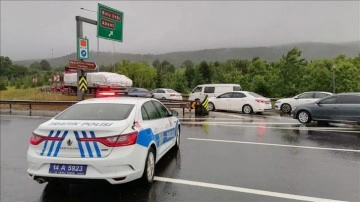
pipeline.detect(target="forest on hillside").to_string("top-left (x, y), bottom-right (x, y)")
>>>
top-left (1, 48), bottom-right (360, 98)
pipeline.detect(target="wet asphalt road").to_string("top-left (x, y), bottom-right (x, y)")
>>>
top-left (1, 111), bottom-right (360, 202)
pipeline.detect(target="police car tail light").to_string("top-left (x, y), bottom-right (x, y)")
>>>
top-left (78, 131), bottom-right (138, 147)
top-left (30, 133), bottom-right (63, 145)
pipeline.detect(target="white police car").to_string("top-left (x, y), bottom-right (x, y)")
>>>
top-left (27, 97), bottom-right (180, 184)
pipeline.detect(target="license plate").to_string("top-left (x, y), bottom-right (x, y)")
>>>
top-left (49, 163), bottom-right (87, 175)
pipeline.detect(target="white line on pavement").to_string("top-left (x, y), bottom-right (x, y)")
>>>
top-left (188, 138), bottom-right (360, 153)
top-left (154, 176), bottom-right (346, 202)
top-left (183, 122), bottom-right (360, 133)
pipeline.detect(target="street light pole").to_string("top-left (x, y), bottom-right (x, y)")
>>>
top-left (332, 65), bottom-right (336, 94)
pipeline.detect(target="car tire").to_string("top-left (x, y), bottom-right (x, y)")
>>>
top-left (281, 103), bottom-right (292, 113)
top-left (141, 147), bottom-right (156, 184)
top-left (242, 105), bottom-right (253, 114)
top-left (297, 110), bottom-right (312, 124)
top-left (208, 102), bottom-right (215, 111)
top-left (174, 127), bottom-right (180, 149)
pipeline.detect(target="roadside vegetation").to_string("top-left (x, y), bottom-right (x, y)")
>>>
top-left (1, 48), bottom-right (360, 100)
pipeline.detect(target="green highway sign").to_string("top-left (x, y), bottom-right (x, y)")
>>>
top-left (97, 3), bottom-right (123, 42)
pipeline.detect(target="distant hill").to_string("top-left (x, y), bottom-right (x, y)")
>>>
top-left (14, 41), bottom-right (360, 68)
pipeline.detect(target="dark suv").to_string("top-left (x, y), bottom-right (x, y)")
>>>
top-left (291, 93), bottom-right (360, 124)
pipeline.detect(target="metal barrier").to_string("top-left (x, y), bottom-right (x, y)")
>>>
top-left (0, 100), bottom-right (189, 116)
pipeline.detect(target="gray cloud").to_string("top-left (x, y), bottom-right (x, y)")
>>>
top-left (1, 1), bottom-right (359, 61)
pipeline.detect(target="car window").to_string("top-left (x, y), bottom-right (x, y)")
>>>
top-left (319, 96), bottom-right (338, 104)
top-left (55, 104), bottom-right (134, 120)
top-left (218, 93), bottom-right (232, 98)
top-left (233, 86), bottom-right (241, 91)
top-left (297, 92), bottom-right (314, 99)
top-left (158, 90), bottom-right (165, 93)
top-left (152, 101), bottom-right (169, 118)
top-left (141, 106), bottom-right (150, 120)
top-left (151, 89), bottom-right (158, 93)
top-left (192, 86), bottom-right (203, 93)
top-left (204, 87), bottom-right (215, 93)
top-left (338, 95), bottom-right (360, 104)
top-left (314, 93), bottom-right (330, 98)
top-left (232, 92), bottom-right (246, 98)
top-left (248, 92), bottom-right (264, 98)
top-left (143, 101), bottom-right (161, 119)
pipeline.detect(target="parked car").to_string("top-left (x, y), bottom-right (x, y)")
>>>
top-left (208, 91), bottom-right (272, 114)
top-left (275, 91), bottom-right (333, 113)
top-left (291, 93), bottom-right (360, 124)
top-left (27, 97), bottom-right (181, 185)
top-left (125, 87), bottom-right (152, 97)
top-left (151, 88), bottom-right (183, 100)
top-left (189, 84), bottom-right (242, 102)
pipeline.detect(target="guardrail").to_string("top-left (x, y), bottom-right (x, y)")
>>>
top-left (0, 99), bottom-right (189, 116)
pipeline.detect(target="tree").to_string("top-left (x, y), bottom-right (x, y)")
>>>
top-left (39, 60), bottom-right (51, 71)
top-left (198, 61), bottom-right (212, 84)
top-left (0, 56), bottom-right (13, 79)
top-left (277, 48), bottom-right (307, 97)
top-left (152, 59), bottom-right (160, 69)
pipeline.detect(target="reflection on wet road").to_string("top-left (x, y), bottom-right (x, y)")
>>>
top-left (1, 112), bottom-right (359, 202)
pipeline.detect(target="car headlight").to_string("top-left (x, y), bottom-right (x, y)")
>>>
top-left (275, 101), bottom-right (280, 103)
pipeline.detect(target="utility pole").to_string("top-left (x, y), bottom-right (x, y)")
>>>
top-left (332, 65), bottom-right (336, 94)
top-left (113, 42), bottom-right (116, 72)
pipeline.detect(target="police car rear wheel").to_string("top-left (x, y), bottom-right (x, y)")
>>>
top-left (208, 102), bottom-right (215, 111)
top-left (141, 148), bottom-right (155, 184)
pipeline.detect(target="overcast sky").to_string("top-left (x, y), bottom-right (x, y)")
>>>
top-left (1, 1), bottom-right (359, 61)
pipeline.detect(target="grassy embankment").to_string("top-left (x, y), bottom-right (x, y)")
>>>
top-left (0, 87), bottom-right (77, 111)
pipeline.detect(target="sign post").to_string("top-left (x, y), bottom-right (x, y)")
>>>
top-left (97, 3), bottom-right (123, 42)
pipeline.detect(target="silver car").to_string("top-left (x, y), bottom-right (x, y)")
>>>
top-left (291, 93), bottom-right (360, 124)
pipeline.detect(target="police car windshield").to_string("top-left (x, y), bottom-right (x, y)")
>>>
top-left (55, 103), bottom-right (134, 121)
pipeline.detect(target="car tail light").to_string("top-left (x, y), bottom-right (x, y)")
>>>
top-left (77, 131), bottom-right (138, 147)
top-left (170, 94), bottom-right (176, 96)
top-left (256, 99), bottom-right (266, 103)
top-left (30, 133), bottom-right (63, 145)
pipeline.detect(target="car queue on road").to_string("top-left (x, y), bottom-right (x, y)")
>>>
top-left (96, 84), bottom-right (360, 126)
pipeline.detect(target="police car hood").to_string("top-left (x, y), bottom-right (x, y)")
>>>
top-left (32, 119), bottom-right (130, 158)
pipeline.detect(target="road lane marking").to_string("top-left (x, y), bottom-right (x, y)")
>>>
top-left (182, 122), bottom-right (360, 133)
top-left (182, 121), bottom-right (300, 125)
top-left (188, 138), bottom-right (360, 153)
top-left (154, 176), bottom-right (346, 202)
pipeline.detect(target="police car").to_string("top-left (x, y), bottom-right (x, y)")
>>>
top-left (27, 97), bottom-right (180, 184)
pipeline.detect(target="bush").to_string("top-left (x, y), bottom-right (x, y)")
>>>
top-left (0, 81), bottom-right (7, 90)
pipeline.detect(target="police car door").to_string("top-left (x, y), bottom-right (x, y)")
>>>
top-left (141, 101), bottom-right (168, 158)
top-left (152, 101), bottom-right (176, 156)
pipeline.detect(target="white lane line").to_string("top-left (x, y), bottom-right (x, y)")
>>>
top-left (188, 138), bottom-right (360, 153)
top-left (183, 121), bottom-right (300, 125)
top-left (154, 176), bottom-right (346, 202)
top-left (183, 122), bottom-right (360, 133)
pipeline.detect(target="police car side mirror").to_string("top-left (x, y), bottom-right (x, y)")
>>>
top-left (169, 110), bottom-right (179, 116)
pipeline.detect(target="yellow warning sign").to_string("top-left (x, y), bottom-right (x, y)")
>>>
top-left (79, 76), bottom-right (87, 92)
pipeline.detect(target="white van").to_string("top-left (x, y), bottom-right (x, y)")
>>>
top-left (188, 84), bottom-right (242, 101)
